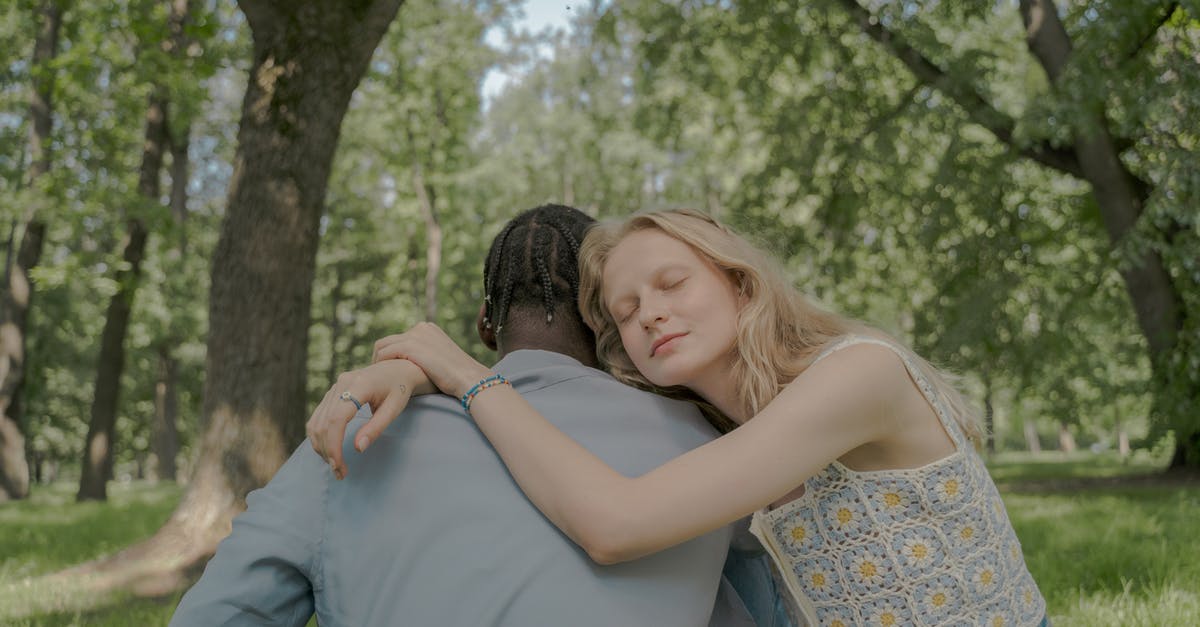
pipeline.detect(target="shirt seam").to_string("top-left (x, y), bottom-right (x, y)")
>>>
top-left (312, 460), bottom-right (331, 607)
top-left (517, 372), bottom-right (597, 396)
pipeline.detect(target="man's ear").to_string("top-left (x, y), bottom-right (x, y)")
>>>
top-left (476, 302), bottom-right (498, 351)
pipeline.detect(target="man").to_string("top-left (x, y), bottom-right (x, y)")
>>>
top-left (171, 205), bottom-right (763, 626)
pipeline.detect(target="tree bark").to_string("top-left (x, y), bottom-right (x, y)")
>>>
top-left (153, 43), bottom-right (192, 484)
top-left (562, 162), bottom-right (575, 207)
top-left (169, 118), bottom-right (190, 256)
top-left (1057, 422), bottom-right (1077, 454)
top-left (152, 344), bottom-right (180, 482)
top-left (983, 378), bottom-right (996, 455)
top-left (54, 0), bottom-right (406, 595)
top-left (326, 265), bottom-right (345, 383)
top-left (1024, 420), bottom-right (1042, 453)
top-left (0, 0), bottom-right (62, 502)
top-left (411, 159), bottom-right (441, 322)
top-left (77, 89), bottom-right (166, 501)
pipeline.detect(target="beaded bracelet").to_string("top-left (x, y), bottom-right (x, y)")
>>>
top-left (460, 373), bottom-right (510, 412)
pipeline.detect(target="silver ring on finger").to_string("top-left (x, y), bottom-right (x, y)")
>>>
top-left (339, 390), bottom-right (364, 411)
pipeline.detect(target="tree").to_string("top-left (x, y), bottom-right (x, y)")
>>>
top-left (77, 0), bottom-right (198, 501)
top-left (0, 0), bottom-right (62, 502)
top-left (57, 0), bottom-right (405, 592)
top-left (605, 0), bottom-right (1193, 465)
top-left (832, 0), bottom-right (1197, 466)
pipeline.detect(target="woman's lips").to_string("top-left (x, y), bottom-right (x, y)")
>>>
top-left (650, 332), bottom-right (687, 357)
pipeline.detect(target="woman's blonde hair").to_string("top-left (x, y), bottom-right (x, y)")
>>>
top-left (578, 208), bottom-right (984, 443)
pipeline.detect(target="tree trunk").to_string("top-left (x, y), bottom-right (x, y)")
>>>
top-left (1019, 0), bottom-right (1191, 466)
top-left (1057, 422), bottom-right (1077, 454)
top-left (1024, 420), bottom-right (1041, 453)
top-left (154, 53), bottom-right (191, 485)
top-left (562, 163), bottom-right (575, 207)
top-left (411, 160), bottom-right (441, 322)
top-left (77, 90), bottom-right (166, 501)
top-left (326, 265), bottom-right (345, 383)
top-left (983, 378), bottom-right (996, 455)
top-left (0, 0), bottom-right (62, 502)
top-left (152, 345), bottom-right (180, 482)
top-left (169, 118), bottom-right (190, 256)
top-left (53, 0), bottom-right (405, 595)
top-left (405, 224), bottom-right (424, 315)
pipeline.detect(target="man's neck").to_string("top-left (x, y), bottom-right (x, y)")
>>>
top-left (497, 332), bottom-right (599, 369)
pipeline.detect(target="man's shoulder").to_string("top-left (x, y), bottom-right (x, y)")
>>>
top-left (495, 349), bottom-right (692, 405)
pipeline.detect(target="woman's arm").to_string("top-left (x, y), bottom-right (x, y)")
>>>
top-left (375, 325), bottom-right (909, 564)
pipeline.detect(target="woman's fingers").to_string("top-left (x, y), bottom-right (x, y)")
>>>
top-left (372, 333), bottom-right (406, 363)
top-left (352, 382), bottom-right (412, 452)
top-left (307, 386), bottom-right (338, 463)
top-left (306, 372), bottom-right (367, 480)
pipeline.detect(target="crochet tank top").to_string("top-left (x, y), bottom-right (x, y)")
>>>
top-left (749, 336), bottom-right (1046, 626)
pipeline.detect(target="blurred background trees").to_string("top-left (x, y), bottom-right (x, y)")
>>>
top-left (0, 0), bottom-right (1194, 517)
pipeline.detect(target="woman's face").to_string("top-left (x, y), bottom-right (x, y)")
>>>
top-left (602, 228), bottom-right (743, 390)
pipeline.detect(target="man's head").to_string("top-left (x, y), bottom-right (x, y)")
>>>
top-left (478, 204), bottom-right (597, 365)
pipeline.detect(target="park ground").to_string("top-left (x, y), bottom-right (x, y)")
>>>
top-left (0, 451), bottom-right (1196, 626)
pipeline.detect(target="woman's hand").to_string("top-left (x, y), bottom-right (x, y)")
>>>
top-left (371, 322), bottom-right (492, 399)
top-left (306, 359), bottom-right (432, 479)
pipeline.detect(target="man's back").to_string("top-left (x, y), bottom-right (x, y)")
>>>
top-left (172, 349), bottom-right (732, 626)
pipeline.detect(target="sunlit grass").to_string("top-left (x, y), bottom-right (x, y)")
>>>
top-left (0, 481), bottom-right (182, 582)
top-left (991, 451), bottom-right (1198, 626)
top-left (0, 481), bottom-right (184, 625)
top-left (987, 449), bottom-right (1169, 484)
top-left (1, 454), bottom-right (1194, 625)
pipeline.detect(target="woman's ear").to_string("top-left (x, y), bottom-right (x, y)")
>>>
top-left (733, 271), bottom-right (750, 308)
top-left (476, 302), bottom-right (498, 351)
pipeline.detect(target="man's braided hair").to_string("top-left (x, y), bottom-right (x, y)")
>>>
top-left (483, 204), bottom-right (596, 334)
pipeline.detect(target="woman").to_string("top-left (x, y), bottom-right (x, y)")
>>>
top-left (313, 209), bottom-right (1047, 626)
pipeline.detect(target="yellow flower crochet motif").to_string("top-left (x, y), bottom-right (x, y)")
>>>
top-left (748, 336), bottom-right (1047, 626)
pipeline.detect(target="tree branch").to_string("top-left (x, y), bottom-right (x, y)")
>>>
top-left (1123, 2), bottom-right (1179, 65)
top-left (833, 0), bottom-right (1084, 179)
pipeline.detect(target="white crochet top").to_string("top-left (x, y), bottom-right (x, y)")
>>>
top-left (749, 336), bottom-right (1046, 626)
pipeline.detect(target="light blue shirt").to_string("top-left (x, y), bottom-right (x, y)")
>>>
top-left (172, 350), bottom-right (753, 626)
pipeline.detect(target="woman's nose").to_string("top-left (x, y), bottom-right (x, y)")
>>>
top-left (638, 296), bottom-right (668, 327)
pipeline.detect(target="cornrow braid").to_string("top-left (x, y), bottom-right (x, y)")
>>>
top-left (542, 215), bottom-right (583, 294)
top-left (481, 219), bottom-right (520, 330)
top-left (482, 204), bottom-right (596, 334)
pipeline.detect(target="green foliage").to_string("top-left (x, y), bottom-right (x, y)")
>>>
top-left (2, 0), bottom-right (237, 476)
top-left (4, 0), bottom-right (1195, 480)
top-left (603, 0), bottom-right (1193, 452)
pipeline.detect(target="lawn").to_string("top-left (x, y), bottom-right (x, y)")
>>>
top-left (991, 451), bottom-right (1199, 626)
top-left (1, 452), bottom-right (1195, 625)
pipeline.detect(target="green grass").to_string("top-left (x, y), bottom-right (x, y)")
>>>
top-left (0, 482), bottom-right (182, 581)
top-left (989, 451), bottom-right (1199, 626)
top-left (1, 454), bottom-right (1195, 625)
top-left (986, 449), bottom-right (1169, 484)
top-left (0, 481), bottom-right (185, 626)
